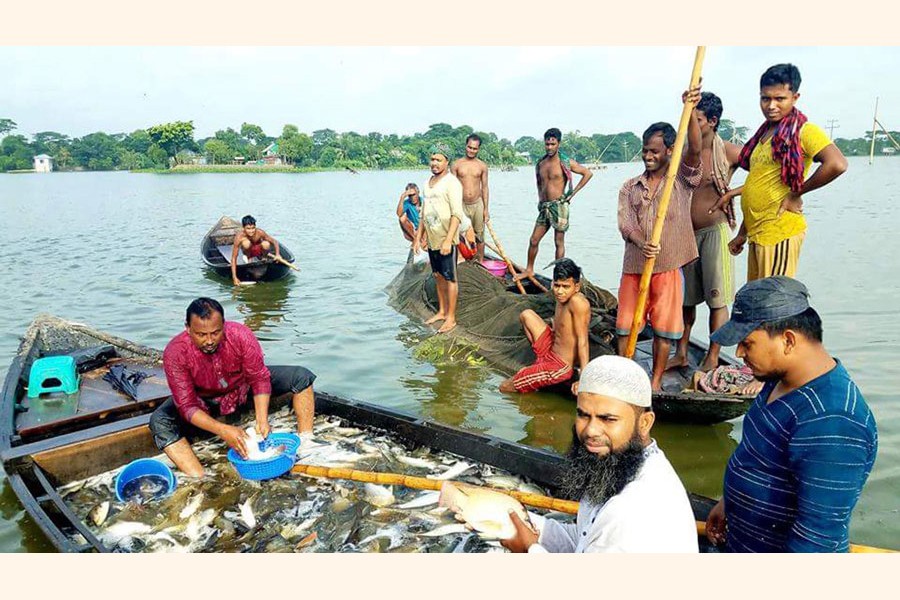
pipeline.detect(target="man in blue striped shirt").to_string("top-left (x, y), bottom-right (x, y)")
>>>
top-left (705, 276), bottom-right (877, 552)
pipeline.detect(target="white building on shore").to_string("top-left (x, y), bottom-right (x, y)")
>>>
top-left (33, 154), bottom-right (54, 173)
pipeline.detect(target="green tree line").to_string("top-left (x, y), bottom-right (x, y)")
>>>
top-left (8, 116), bottom-right (889, 173)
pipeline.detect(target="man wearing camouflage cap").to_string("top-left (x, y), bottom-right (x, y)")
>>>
top-left (413, 143), bottom-right (465, 333)
top-left (705, 276), bottom-right (877, 552)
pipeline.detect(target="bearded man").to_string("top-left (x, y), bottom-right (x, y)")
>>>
top-left (502, 355), bottom-right (698, 553)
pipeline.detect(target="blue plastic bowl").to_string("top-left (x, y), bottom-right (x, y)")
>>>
top-left (227, 432), bottom-right (301, 481)
top-left (115, 458), bottom-right (177, 502)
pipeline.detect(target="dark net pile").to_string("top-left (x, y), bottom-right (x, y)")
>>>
top-left (386, 260), bottom-right (619, 374)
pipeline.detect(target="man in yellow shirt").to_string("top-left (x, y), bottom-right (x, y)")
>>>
top-left (714, 64), bottom-right (847, 280)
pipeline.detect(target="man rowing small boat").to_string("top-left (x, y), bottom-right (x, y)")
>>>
top-left (231, 215), bottom-right (282, 286)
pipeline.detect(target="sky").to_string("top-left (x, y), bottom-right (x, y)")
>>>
top-left (3, 47), bottom-right (898, 142)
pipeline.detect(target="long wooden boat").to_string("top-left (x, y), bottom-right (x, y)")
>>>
top-left (4, 316), bottom-right (887, 553)
top-left (201, 216), bottom-right (297, 283)
top-left (387, 258), bottom-right (753, 424)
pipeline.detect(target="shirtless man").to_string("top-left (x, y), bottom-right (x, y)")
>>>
top-left (450, 134), bottom-right (489, 261)
top-left (667, 92), bottom-right (740, 373)
top-left (231, 215), bottom-right (281, 286)
top-left (500, 258), bottom-right (591, 395)
top-left (517, 128), bottom-right (592, 281)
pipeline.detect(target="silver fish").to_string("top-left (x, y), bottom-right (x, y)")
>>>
top-left (428, 461), bottom-right (474, 481)
top-left (363, 484), bottom-right (395, 508)
top-left (420, 523), bottom-right (469, 537)
top-left (178, 493), bottom-right (203, 519)
top-left (89, 501), bottom-right (110, 526)
top-left (396, 491), bottom-right (440, 509)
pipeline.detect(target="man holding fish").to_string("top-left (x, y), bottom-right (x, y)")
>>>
top-left (149, 297), bottom-right (317, 477)
top-left (499, 355), bottom-right (698, 552)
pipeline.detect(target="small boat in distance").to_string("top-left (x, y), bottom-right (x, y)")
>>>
top-left (201, 216), bottom-right (297, 283)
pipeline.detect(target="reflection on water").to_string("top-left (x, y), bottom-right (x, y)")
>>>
top-left (203, 270), bottom-right (293, 337)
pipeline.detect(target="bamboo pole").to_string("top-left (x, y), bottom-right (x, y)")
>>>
top-left (876, 119), bottom-right (900, 151)
top-left (290, 463), bottom-right (579, 514)
top-left (484, 221), bottom-right (528, 295)
top-left (482, 238), bottom-right (549, 293)
top-left (869, 97), bottom-right (879, 165)
top-left (290, 463), bottom-right (893, 552)
top-left (624, 46), bottom-right (706, 358)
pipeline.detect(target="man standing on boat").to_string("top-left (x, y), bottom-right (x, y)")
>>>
top-left (667, 92), bottom-right (741, 374)
top-left (149, 297), bottom-right (316, 477)
top-left (499, 258), bottom-right (590, 395)
top-left (450, 134), bottom-right (490, 262)
top-left (502, 355), bottom-right (698, 552)
top-left (516, 128), bottom-right (593, 281)
top-left (711, 64), bottom-right (847, 281)
top-left (230, 215), bottom-right (282, 286)
top-left (616, 88), bottom-right (702, 391)
top-left (705, 277), bottom-right (877, 552)
top-left (413, 143), bottom-right (465, 334)
top-left (396, 183), bottom-right (422, 245)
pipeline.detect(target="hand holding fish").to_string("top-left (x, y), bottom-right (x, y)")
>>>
top-left (220, 424), bottom-right (251, 459)
top-left (500, 511), bottom-right (540, 553)
top-left (255, 418), bottom-right (270, 440)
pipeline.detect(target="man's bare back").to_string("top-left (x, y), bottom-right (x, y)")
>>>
top-left (452, 157), bottom-right (488, 204)
top-left (551, 292), bottom-right (590, 367)
top-left (690, 142), bottom-right (741, 230)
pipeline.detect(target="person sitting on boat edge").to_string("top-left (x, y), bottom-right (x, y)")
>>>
top-left (705, 276), bottom-right (877, 552)
top-left (502, 355), bottom-right (698, 553)
top-left (149, 297), bottom-right (316, 477)
top-left (397, 183), bottom-right (422, 245)
top-left (456, 214), bottom-right (478, 263)
top-left (231, 214), bottom-right (282, 286)
top-left (499, 258), bottom-right (590, 395)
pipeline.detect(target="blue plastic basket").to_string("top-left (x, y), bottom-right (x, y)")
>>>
top-left (227, 432), bottom-right (301, 481)
top-left (115, 458), bottom-right (177, 502)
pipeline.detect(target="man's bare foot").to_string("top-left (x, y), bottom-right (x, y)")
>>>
top-left (513, 269), bottom-right (534, 282)
top-left (437, 320), bottom-right (457, 334)
top-left (699, 355), bottom-right (719, 372)
top-left (651, 378), bottom-right (663, 392)
top-left (424, 313), bottom-right (446, 325)
top-left (665, 354), bottom-right (689, 371)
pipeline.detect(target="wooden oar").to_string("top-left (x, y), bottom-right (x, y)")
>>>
top-left (290, 463), bottom-right (893, 552)
top-left (484, 221), bottom-right (527, 295)
top-left (269, 253), bottom-right (300, 272)
top-left (290, 463), bottom-right (578, 514)
top-left (624, 46), bottom-right (706, 358)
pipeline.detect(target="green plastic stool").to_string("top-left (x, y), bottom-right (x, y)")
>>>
top-left (27, 356), bottom-right (80, 398)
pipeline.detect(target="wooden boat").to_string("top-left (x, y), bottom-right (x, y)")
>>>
top-left (1, 316), bottom-right (889, 553)
top-left (200, 216), bottom-right (297, 282)
top-left (387, 258), bottom-right (753, 424)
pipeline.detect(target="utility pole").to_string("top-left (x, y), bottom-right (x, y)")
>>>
top-left (826, 118), bottom-right (840, 139)
top-left (621, 140), bottom-right (629, 163)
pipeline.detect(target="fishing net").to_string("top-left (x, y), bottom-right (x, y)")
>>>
top-left (385, 259), bottom-right (619, 374)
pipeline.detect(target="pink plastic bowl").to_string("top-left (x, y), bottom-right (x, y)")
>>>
top-left (481, 259), bottom-right (507, 277)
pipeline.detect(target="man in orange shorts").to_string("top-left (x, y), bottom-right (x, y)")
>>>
top-left (500, 258), bottom-right (591, 394)
top-left (616, 87), bottom-right (703, 390)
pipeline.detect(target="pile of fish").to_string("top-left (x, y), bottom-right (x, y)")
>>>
top-left (60, 407), bottom-right (573, 552)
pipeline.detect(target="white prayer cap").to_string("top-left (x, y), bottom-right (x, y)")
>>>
top-left (578, 355), bottom-right (652, 408)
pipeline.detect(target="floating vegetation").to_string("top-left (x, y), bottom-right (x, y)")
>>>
top-left (412, 336), bottom-right (486, 367)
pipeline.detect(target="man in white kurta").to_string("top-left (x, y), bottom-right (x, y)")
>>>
top-left (503, 355), bottom-right (698, 553)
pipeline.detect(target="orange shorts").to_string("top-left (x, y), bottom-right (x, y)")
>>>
top-left (615, 269), bottom-right (684, 340)
top-left (511, 327), bottom-right (574, 393)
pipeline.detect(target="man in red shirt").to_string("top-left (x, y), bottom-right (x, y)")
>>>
top-left (149, 297), bottom-right (316, 477)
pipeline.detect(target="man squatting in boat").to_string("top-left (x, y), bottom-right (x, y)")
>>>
top-left (149, 297), bottom-right (317, 477)
top-left (516, 128), bottom-right (592, 282)
top-left (413, 143), bottom-right (465, 334)
top-left (231, 214), bottom-right (283, 286)
top-left (615, 86), bottom-right (703, 391)
top-left (499, 258), bottom-right (591, 396)
top-left (450, 133), bottom-right (490, 262)
top-left (502, 355), bottom-right (698, 552)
